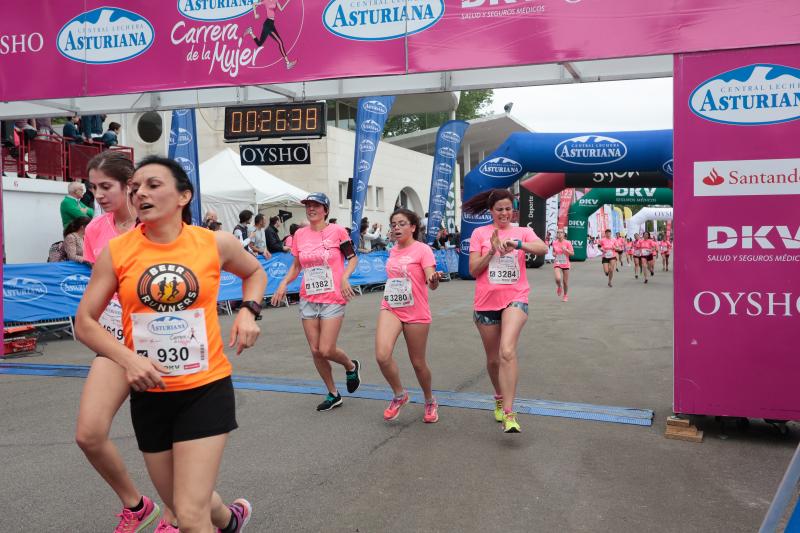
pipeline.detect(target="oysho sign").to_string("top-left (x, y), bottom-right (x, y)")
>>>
top-left (694, 158), bottom-right (800, 197)
top-left (57, 7), bottom-right (154, 64)
top-left (323, 0), bottom-right (445, 41)
top-left (555, 135), bottom-right (628, 166)
top-left (177, 0), bottom-right (255, 21)
top-left (240, 143), bottom-right (311, 166)
top-left (689, 64), bottom-right (800, 126)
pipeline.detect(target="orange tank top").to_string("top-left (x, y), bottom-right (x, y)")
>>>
top-left (108, 224), bottom-right (231, 392)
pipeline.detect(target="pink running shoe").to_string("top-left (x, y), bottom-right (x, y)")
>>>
top-left (221, 498), bottom-right (252, 533)
top-left (114, 496), bottom-right (160, 533)
top-left (556, 285), bottom-right (562, 297)
top-left (562, 295), bottom-right (568, 302)
top-left (383, 392), bottom-right (410, 421)
top-left (154, 519), bottom-right (179, 533)
top-left (423, 400), bottom-right (439, 423)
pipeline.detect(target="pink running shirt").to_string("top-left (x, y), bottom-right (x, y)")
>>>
top-left (284, 235), bottom-right (293, 249)
top-left (470, 224), bottom-right (537, 311)
top-left (660, 240), bottom-right (672, 254)
top-left (598, 237), bottom-right (617, 259)
top-left (292, 223), bottom-right (351, 305)
top-left (640, 239), bottom-right (657, 257)
top-left (84, 212), bottom-right (126, 264)
top-left (380, 241), bottom-right (437, 323)
top-left (552, 239), bottom-right (573, 269)
top-left (615, 237), bottom-right (625, 251)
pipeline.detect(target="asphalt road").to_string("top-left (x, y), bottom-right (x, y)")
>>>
top-left (1, 260), bottom-right (796, 532)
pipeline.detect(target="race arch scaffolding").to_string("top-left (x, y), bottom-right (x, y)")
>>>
top-left (567, 188), bottom-right (673, 260)
top-left (459, 130), bottom-right (673, 277)
top-left (625, 206), bottom-right (674, 237)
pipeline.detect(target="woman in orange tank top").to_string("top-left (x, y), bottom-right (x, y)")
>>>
top-left (76, 156), bottom-right (267, 533)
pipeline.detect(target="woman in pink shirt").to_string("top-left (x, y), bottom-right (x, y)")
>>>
top-left (614, 232), bottom-right (625, 271)
top-left (375, 208), bottom-right (442, 423)
top-left (77, 151), bottom-right (178, 531)
top-left (245, 0), bottom-right (296, 69)
top-left (551, 228), bottom-right (574, 302)
top-left (465, 189), bottom-right (547, 434)
top-left (659, 233), bottom-right (672, 272)
top-left (632, 233), bottom-right (642, 279)
top-left (596, 229), bottom-right (618, 288)
top-left (271, 193), bottom-right (362, 412)
top-left (639, 231), bottom-right (658, 283)
top-left (625, 238), bottom-right (634, 266)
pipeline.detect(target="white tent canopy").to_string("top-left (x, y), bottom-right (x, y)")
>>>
top-left (200, 148), bottom-right (309, 232)
top-left (626, 207), bottom-right (673, 236)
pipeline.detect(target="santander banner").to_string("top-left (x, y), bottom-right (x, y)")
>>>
top-left (2, 1), bottom-right (800, 102)
top-left (674, 45), bottom-right (800, 420)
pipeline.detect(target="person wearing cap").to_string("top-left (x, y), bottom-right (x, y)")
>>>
top-left (270, 193), bottom-right (362, 411)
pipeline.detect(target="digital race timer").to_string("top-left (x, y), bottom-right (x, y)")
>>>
top-left (224, 102), bottom-right (326, 140)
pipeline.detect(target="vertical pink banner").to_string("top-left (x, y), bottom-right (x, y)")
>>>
top-left (557, 189), bottom-right (574, 228)
top-left (674, 45), bottom-right (800, 419)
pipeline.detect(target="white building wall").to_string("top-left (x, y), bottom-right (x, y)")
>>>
top-left (3, 176), bottom-right (69, 263)
top-left (118, 108), bottom-right (435, 238)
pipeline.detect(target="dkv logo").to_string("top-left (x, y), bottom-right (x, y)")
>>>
top-left (57, 7), bottom-right (154, 64)
top-left (707, 225), bottom-right (800, 250)
top-left (690, 64), bottom-right (800, 126)
top-left (323, 0), bottom-right (445, 41)
top-left (147, 315), bottom-right (189, 336)
top-left (177, 0), bottom-right (254, 21)
top-left (478, 157), bottom-right (522, 179)
top-left (555, 135), bottom-right (627, 166)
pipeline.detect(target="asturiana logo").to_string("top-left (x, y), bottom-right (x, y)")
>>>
top-left (359, 139), bottom-right (376, 152)
top-left (175, 156), bottom-right (195, 174)
top-left (460, 239), bottom-right (471, 253)
top-left (268, 262), bottom-right (288, 279)
top-left (437, 162), bottom-right (453, 176)
top-left (147, 316), bottom-right (189, 336)
top-left (362, 100), bottom-right (388, 115)
top-left (220, 271), bottom-right (237, 286)
top-left (323, 0), bottom-right (445, 41)
top-left (358, 160), bottom-right (371, 172)
top-left (555, 135), bottom-right (628, 166)
top-left (432, 195), bottom-right (446, 207)
top-left (462, 211), bottom-right (493, 224)
top-left (4, 277), bottom-right (47, 302)
top-left (57, 7), bottom-right (154, 64)
top-left (356, 180), bottom-right (367, 193)
top-left (361, 119), bottom-right (381, 133)
top-left (438, 146), bottom-right (457, 159)
top-left (478, 156), bottom-right (522, 179)
top-left (435, 178), bottom-right (450, 189)
top-left (177, 0), bottom-right (255, 22)
top-left (60, 274), bottom-right (90, 298)
top-left (441, 131), bottom-right (461, 143)
top-left (170, 127), bottom-right (193, 146)
top-left (689, 64), bottom-right (800, 126)
top-left (662, 159), bottom-right (674, 176)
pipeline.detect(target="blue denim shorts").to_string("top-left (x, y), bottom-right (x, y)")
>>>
top-left (473, 302), bottom-right (528, 326)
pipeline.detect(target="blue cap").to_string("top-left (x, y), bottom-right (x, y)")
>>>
top-left (301, 192), bottom-right (330, 209)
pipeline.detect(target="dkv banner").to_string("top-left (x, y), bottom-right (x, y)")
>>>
top-left (350, 96), bottom-right (395, 246)
top-left (426, 120), bottom-right (469, 245)
top-left (168, 109), bottom-right (202, 225)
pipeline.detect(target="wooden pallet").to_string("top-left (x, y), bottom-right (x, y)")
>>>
top-left (665, 416), bottom-right (704, 443)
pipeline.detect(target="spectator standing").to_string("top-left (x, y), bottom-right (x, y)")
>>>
top-left (80, 114), bottom-right (104, 140)
top-left (284, 223), bottom-right (299, 249)
top-left (36, 117), bottom-right (55, 135)
top-left (250, 214), bottom-right (272, 259)
top-left (233, 209), bottom-right (253, 246)
top-left (100, 122), bottom-right (121, 147)
top-left (14, 119), bottom-right (37, 143)
top-left (202, 208), bottom-right (219, 228)
top-left (265, 215), bottom-right (290, 253)
top-left (62, 116), bottom-right (82, 143)
top-left (61, 181), bottom-right (94, 229)
top-left (362, 221), bottom-right (383, 251)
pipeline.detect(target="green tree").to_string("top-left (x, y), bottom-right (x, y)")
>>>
top-left (383, 89), bottom-right (494, 138)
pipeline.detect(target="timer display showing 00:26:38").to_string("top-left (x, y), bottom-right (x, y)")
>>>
top-left (227, 106), bottom-right (320, 138)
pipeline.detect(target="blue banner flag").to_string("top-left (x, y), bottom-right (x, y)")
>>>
top-left (350, 96), bottom-right (395, 246)
top-left (168, 109), bottom-right (202, 225)
top-left (425, 120), bottom-right (469, 245)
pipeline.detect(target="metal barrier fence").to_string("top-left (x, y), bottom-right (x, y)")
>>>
top-left (28, 135), bottom-right (65, 179)
top-left (67, 142), bottom-right (102, 180)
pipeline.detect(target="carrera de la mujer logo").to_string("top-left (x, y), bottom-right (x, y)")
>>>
top-left (137, 263), bottom-right (200, 312)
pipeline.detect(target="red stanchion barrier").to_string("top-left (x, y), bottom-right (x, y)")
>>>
top-left (28, 135), bottom-right (65, 180)
top-left (66, 142), bottom-right (102, 181)
top-left (108, 145), bottom-right (134, 162)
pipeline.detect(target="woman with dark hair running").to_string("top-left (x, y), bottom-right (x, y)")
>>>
top-left (597, 229), bottom-right (617, 288)
top-left (76, 156), bottom-right (266, 533)
top-left (551, 228), bottom-right (574, 302)
top-left (464, 188), bottom-right (547, 433)
top-left (375, 208), bottom-right (442, 423)
top-left (245, 0), bottom-right (296, 69)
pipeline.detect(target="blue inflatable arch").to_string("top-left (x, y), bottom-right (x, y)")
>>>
top-left (459, 130), bottom-right (673, 278)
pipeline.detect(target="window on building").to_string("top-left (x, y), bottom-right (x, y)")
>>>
top-left (137, 111), bottom-right (163, 143)
top-left (338, 181), bottom-right (349, 207)
top-left (366, 185), bottom-right (374, 209)
top-left (376, 187), bottom-right (384, 211)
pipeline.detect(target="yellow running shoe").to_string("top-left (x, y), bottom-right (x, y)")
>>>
top-left (503, 412), bottom-right (521, 433)
top-left (494, 398), bottom-right (504, 423)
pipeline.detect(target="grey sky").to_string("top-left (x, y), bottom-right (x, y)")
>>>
top-left (489, 78), bottom-right (673, 132)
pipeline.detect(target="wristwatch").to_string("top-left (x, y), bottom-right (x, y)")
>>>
top-left (515, 239), bottom-right (523, 250)
top-left (240, 300), bottom-right (263, 320)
